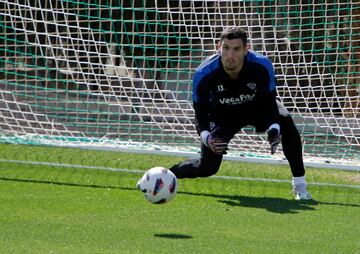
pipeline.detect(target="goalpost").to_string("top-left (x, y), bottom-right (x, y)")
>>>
top-left (0, 0), bottom-right (359, 169)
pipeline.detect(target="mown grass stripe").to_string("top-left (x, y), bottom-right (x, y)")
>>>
top-left (1, 159), bottom-right (359, 189)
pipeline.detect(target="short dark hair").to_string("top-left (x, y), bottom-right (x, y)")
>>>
top-left (220, 27), bottom-right (247, 45)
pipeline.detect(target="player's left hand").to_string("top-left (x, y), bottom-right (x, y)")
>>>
top-left (267, 128), bottom-right (281, 154)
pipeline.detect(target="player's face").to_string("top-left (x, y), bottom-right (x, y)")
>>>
top-left (218, 38), bottom-right (248, 74)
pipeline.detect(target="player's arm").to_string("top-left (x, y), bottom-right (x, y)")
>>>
top-left (192, 72), bottom-right (211, 134)
top-left (256, 59), bottom-right (281, 154)
top-left (265, 90), bottom-right (281, 154)
top-left (193, 73), bottom-right (228, 155)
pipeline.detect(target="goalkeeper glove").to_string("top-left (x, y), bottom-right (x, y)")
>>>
top-left (267, 124), bottom-right (281, 155)
top-left (201, 129), bottom-right (228, 155)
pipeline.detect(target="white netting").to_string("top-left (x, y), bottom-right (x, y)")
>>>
top-left (0, 0), bottom-right (359, 167)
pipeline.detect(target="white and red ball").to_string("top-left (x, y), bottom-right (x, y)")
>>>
top-left (137, 167), bottom-right (178, 204)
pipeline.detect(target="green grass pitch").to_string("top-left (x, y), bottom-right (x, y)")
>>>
top-left (0, 144), bottom-right (359, 253)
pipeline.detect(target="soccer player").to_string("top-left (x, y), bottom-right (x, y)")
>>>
top-left (168, 27), bottom-right (312, 200)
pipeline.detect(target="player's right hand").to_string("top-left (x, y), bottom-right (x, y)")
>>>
top-left (201, 130), bottom-right (228, 155)
top-left (206, 136), bottom-right (228, 155)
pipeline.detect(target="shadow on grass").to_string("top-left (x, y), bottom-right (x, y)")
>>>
top-left (1, 177), bottom-right (359, 214)
top-left (218, 195), bottom-right (318, 213)
top-left (154, 233), bottom-right (193, 239)
top-left (180, 191), bottom-right (360, 214)
top-left (0, 176), bottom-right (134, 191)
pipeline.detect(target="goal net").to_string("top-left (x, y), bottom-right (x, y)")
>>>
top-left (0, 0), bottom-right (359, 168)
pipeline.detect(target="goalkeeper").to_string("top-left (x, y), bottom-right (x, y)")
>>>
top-left (169, 27), bottom-right (312, 200)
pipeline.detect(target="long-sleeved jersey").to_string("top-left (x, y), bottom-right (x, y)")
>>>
top-left (192, 50), bottom-right (280, 133)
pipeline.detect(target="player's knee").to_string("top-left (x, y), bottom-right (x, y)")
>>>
top-left (276, 101), bottom-right (290, 117)
top-left (198, 159), bottom-right (221, 177)
top-left (199, 167), bottom-right (220, 177)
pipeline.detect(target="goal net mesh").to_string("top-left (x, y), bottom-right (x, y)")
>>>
top-left (0, 0), bottom-right (359, 167)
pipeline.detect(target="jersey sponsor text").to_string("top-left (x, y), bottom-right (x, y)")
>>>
top-left (219, 94), bottom-right (255, 105)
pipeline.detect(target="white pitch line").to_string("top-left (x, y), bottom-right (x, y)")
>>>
top-left (0, 159), bottom-right (144, 173)
top-left (0, 159), bottom-right (359, 189)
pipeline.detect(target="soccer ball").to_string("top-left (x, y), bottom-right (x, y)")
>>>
top-left (137, 167), bottom-right (178, 204)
